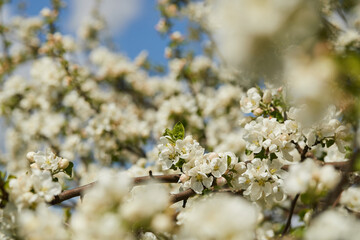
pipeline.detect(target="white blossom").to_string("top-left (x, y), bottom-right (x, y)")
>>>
top-left (305, 210), bottom-right (360, 240)
top-left (18, 204), bottom-right (68, 240)
top-left (284, 159), bottom-right (340, 196)
top-left (178, 194), bottom-right (258, 240)
top-left (340, 187), bottom-right (360, 212)
top-left (9, 169), bottom-right (61, 209)
top-left (240, 88), bottom-right (261, 113)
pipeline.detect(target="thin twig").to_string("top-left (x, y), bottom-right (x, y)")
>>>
top-left (281, 143), bottom-right (308, 235)
top-left (282, 193), bottom-right (300, 235)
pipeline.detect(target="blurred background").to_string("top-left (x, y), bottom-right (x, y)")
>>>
top-left (2, 0), bottom-right (189, 65)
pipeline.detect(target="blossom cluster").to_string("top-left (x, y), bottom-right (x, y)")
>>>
top-left (177, 194), bottom-right (259, 240)
top-left (284, 159), bottom-right (340, 199)
top-left (7, 150), bottom-right (72, 211)
top-left (157, 122), bottom-right (286, 206)
top-left (0, 0), bottom-right (360, 239)
top-left (8, 169), bottom-right (61, 210)
top-left (243, 116), bottom-right (300, 161)
top-left (26, 150), bottom-right (70, 174)
top-left (71, 169), bottom-right (171, 240)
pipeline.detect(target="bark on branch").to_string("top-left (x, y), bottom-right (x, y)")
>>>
top-left (49, 161), bottom-right (352, 206)
top-left (50, 173), bottom-right (181, 205)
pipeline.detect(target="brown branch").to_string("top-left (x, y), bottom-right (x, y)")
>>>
top-left (282, 193), bottom-right (300, 235)
top-left (50, 158), bottom-right (354, 206)
top-left (170, 189), bottom-right (196, 203)
top-left (50, 174), bottom-right (181, 205)
top-left (300, 145), bottom-right (309, 161)
top-left (49, 138), bottom-right (355, 207)
top-left (50, 182), bottom-right (96, 205)
top-left (132, 173), bottom-right (180, 185)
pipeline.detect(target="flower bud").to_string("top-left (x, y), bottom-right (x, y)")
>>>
top-left (234, 163), bottom-right (246, 173)
top-left (253, 108), bottom-right (264, 116)
top-left (304, 210), bottom-right (313, 225)
top-left (170, 31), bottom-right (183, 42)
top-left (164, 47), bottom-right (172, 58)
top-left (155, 18), bottom-right (167, 33)
top-left (59, 158), bottom-right (69, 169)
top-left (208, 152), bottom-right (219, 160)
top-left (216, 177), bottom-right (227, 187)
top-left (329, 119), bottom-right (340, 129)
top-left (262, 90), bottom-right (272, 104)
top-left (53, 33), bottom-right (62, 42)
top-left (30, 163), bottom-right (39, 169)
top-left (26, 152), bottom-right (36, 163)
top-left (180, 174), bottom-right (189, 183)
top-left (40, 8), bottom-right (52, 17)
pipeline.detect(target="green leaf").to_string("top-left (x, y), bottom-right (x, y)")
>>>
top-left (3, 174), bottom-right (15, 192)
top-left (175, 158), bottom-right (186, 169)
top-left (300, 192), bottom-right (318, 205)
top-left (254, 148), bottom-right (266, 159)
top-left (326, 139), bottom-right (335, 148)
top-left (270, 153), bottom-right (277, 161)
top-left (163, 128), bottom-right (172, 137)
top-left (64, 162), bottom-right (74, 178)
top-left (354, 155), bottom-right (360, 171)
top-left (172, 122), bottom-right (185, 140)
top-left (223, 174), bottom-right (233, 188)
top-left (300, 193), bottom-right (311, 205)
top-left (270, 110), bottom-right (284, 123)
top-left (344, 145), bottom-right (352, 159)
top-left (291, 226), bottom-right (305, 238)
top-left (227, 155), bottom-right (232, 167)
top-left (202, 188), bottom-right (212, 195)
top-left (245, 149), bottom-right (252, 156)
top-left (162, 122), bottom-right (185, 142)
top-left (63, 208), bottom-right (72, 223)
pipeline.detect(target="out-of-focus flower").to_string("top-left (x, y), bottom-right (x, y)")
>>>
top-left (178, 194), bottom-right (258, 240)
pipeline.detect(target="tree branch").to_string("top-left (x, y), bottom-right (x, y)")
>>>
top-left (50, 159), bottom-right (355, 206)
top-left (169, 189), bottom-right (196, 203)
top-left (50, 173), bottom-right (181, 205)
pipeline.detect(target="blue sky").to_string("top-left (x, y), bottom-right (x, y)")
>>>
top-left (7, 0), bottom-right (188, 65)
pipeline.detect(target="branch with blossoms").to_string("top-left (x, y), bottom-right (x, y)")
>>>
top-left (3, 1), bottom-right (360, 239)
top-left (48, 160), bottom-right (353, 206)
top-left (50, 173), bottom-right (183, 205)
top-left (3, 83), bottom-right (357, 240)
top-left (47, 113), bottom-right (356, 209)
